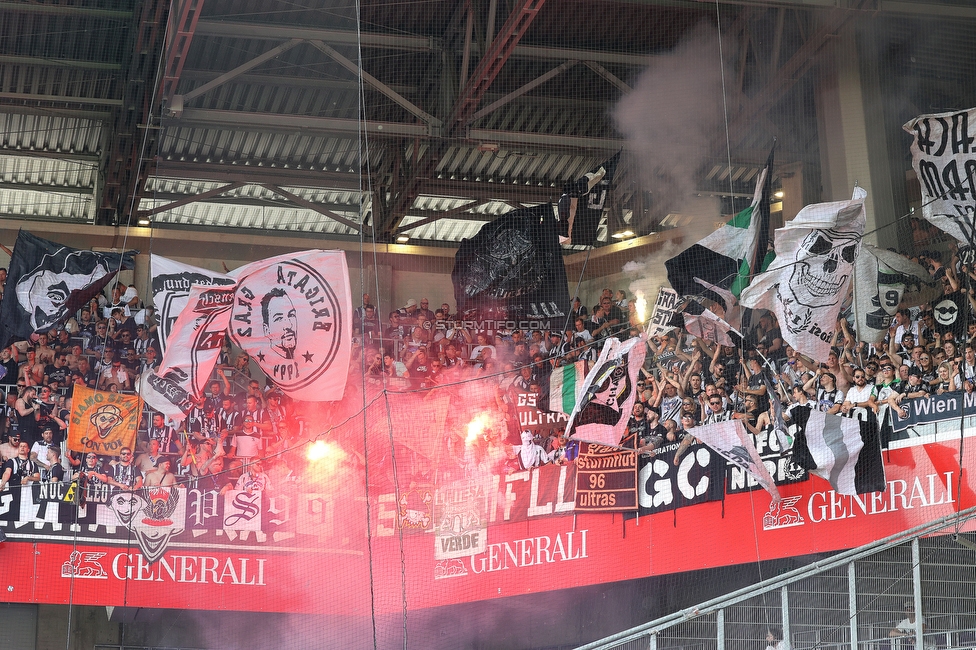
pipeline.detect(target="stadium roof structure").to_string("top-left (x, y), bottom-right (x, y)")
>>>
top-left (2, 0), bottom-right (973, 253)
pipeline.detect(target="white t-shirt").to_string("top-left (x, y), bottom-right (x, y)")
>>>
top-left (845, 384), bottom-right (875, 405)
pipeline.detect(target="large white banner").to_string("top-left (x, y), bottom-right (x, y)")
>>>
top-left (150, 255), bottom-right (235, 354)
top-left (646, 288), bottom-right (678, 336)
top-left (903, 108), bottom-right (976, 245)
top-left (229, 250), bottom-right (352, 402)
top-left (740, 188), bottom-right (866, 362)
top-left (140, 284), bottom-right (236, 421)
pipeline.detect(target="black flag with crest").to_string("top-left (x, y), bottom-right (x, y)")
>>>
top-left (0, 231), bottom-right (136, 345)
top-left (557, 152), bottom-right (621, 247)
top-left (452, 205), bottom-right (571, 328)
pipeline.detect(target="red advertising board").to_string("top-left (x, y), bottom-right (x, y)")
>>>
top-left (0, 435), bottom-right (972, 614)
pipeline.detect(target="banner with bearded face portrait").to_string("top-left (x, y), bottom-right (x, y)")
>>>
top-left (740, 188), bottom-right (866, 362)
top-left (229, 250), bottom-right (352, 401)
top-left (0, 231), bottom-right (135, 345)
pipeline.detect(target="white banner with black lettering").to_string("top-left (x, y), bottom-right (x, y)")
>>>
top-left (904, 108), bottom-right (976, 245)
top-left (140, 284), bottom-right (236, 421)
top-left (150, 255), bottom-right (235, 354)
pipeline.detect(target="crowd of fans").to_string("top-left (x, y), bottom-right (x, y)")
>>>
top-left (1, 234), bottom-right (971, 497)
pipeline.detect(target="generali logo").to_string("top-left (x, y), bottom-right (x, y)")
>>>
top-left (762, 472), bottom-right (955, 531)
top-left (434, 529), bottom-right (588, 580)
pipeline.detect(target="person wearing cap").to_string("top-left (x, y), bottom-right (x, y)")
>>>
top-left (902, 368), bottom-right (930, 402)
top-left (0, 431), bottom-right (21, 462)
top-left (398, 298), bottom-right (420, 325)
top-left (133, 322), bottom-right (152, 356)
top-left (29, 425), bottom-right (56, 469)
top-left (187, 397), bottom-right (221, 445)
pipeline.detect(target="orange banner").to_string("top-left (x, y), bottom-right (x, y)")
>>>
top-left (67, 386), bottom-right (142, 457)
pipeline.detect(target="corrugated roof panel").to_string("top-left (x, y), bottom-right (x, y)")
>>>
top-left (0, 114), bottom-right (103, 155)
top-left (0, 188), bottom-right (92, 220)
top-left (0, 154), bottom-right (96, 189)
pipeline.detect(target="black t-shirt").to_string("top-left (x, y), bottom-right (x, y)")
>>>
top-left (41, 461), bottom-right (64, 482)
top-left (0, 358), bottom-right (18, 383)
top-left (3, 457), bottom-right (37, 486)
top-left (44, 363), bottom-right (70, 387)
top-left (110, 462), bottom-right (142, 488)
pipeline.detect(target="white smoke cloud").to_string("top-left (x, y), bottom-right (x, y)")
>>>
top-left (614, 22), bottom-right (727, 228)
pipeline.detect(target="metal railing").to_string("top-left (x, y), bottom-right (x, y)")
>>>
top-left (577, 507), bottom-right (976, 650)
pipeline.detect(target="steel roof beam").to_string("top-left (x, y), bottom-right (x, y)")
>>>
top-left (260, 184), bottom-right (362, 233)
top-left (193, 19), bottom-right (653, 66)
top-left (177, 108), bottom-right (431, 137)
top-left (0, 181), bottom-right (93, 194)
top-left (0, 1), bottom-right (132, 19)
top-left (729, 1), bottom-right (866, 146)
top-left (137, 181), bottom-right (244, 217)
top-left (469, 60), bottom-right (577, 123)
top-left (153, 161), bottom-right (364, 189)
top-left (450, 0), bottom-right (544, 128)
top-left (394, 200), bottom-right (489, 234)
top-left (379, 0), bottom-right (546, 238)
top-left (195, 20), bottom-right (434, 50)
top-left (0, 147), bottom-right (101, 162)
top-left (160, 0), bottom-right (205, 104)
top-left (0, 54), bottom-right (121, 71)
top-left (467, 128), bottom-right (623, 151)
top-left (178, 39), bottom-right (303, 106)
top-left (583, 61), bottom-right (632, 93)
top-left (0, 92), bottom-right (123, 107)
top-left (308, 40), bottom-right (442, 129)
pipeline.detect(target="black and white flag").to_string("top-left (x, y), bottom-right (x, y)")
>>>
top-left (452, 204), bottom-right (571, 328)
top-left (853, 245), bottom-right (942, 344)
top-left (0, 231), bottom-right (135, 345)
top-left (557, 153), bottom-right (620, 247)
top-left (903, 108), bottom-right (976, 245)
top-left (789, 406), bottom-right (885, 495)
top-left (740, 188), bottom-right (866, 362)
top-left (150, 255), bottom-right (235, 354)
top-left (692, 419), bottom-right (781, 503)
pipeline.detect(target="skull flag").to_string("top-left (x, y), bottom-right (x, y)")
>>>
top-left (0, 231), bottom-right (135, 346)
top-left (566, 335), bottom-right (647, 447)
top-left (903, 108), bottom-right (976, 245)
top-left (739, 188), bottom-right (866, 362)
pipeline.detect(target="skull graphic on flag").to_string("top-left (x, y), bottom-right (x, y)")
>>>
top-left (740, 188), bottom-right (866, 362)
